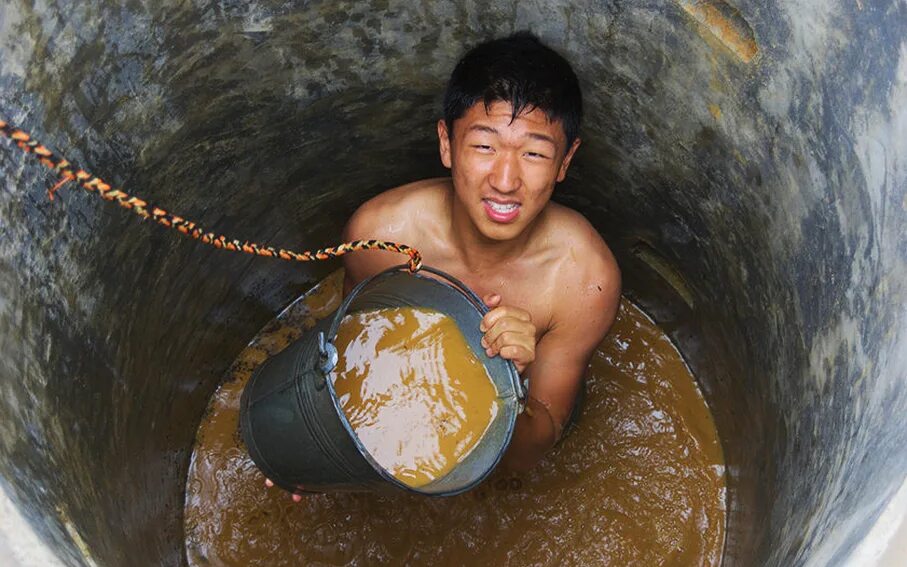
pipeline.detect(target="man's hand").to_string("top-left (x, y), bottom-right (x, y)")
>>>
top-left (265, 477), bottom-right (306, 502)
top-left (480, 294), bottom-right (536, 374)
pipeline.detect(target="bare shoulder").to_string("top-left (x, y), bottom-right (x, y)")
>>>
top-left (341, 178), bottom-right (450, 290)
top-left (342, 177), bottom-right (449, 241)
top-left (544, 203), bottom-right (621, 335)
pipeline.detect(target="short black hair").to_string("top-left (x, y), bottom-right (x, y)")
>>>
top-left (443, 31), bottom-right (583, 147)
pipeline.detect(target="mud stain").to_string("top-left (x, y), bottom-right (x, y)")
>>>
top-left (676, 0), bottom-right (759, 63)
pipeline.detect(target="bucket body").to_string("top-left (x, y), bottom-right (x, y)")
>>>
top-left (240, 265), bottom-right (524, 496)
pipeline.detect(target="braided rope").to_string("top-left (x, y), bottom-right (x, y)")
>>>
top-left (0, 118), bottom-right (423, 272)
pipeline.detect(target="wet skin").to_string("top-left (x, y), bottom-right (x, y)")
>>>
top-left (340, 101), bottom-right (621, 474)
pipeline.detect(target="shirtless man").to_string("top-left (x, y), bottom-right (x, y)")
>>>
top-left (342, 32), bottom-right (621, 472)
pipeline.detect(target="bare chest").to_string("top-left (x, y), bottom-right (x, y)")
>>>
top-left (426, 260), bottom-right (556, 338)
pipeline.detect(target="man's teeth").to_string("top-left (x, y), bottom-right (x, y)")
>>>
top-left (487, 201), bottom-right (519, 213)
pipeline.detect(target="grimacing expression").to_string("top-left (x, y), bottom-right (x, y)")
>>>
top-left (438, 101), bottom-right (581, 242)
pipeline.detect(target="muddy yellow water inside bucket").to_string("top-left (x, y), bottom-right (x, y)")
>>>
top-left (330, 307), bottom-right (500, 488)
top-left (185, 270), bottom-right (727, 565)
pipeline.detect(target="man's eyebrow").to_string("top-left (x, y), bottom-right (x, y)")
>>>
top-left (526, 132), bottom-right (557, 146)
top-left (467, 125), bottom-right (499, 135)
top-left (467, 125), bottom-right (557, 147)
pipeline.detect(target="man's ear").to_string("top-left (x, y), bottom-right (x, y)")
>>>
top-left (556, 137), bottom-right (581, 182)
top-left (437, 119), bottom-right (452, 169)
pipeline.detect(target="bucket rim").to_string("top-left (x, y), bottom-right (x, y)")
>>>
top-left (324, 264), bottom-right (526, 402)
top-left (321, 264), bottom-right (524, 496)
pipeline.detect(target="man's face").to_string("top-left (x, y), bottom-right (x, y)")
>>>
top-left (437, 100), bottom-right (581, 242)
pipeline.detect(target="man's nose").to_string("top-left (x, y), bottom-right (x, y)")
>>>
top-left (489, 152), bottom-right (521, 193)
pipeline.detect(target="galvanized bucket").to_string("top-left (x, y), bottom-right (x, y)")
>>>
top-left (239, 265), bottom-right (526, 496)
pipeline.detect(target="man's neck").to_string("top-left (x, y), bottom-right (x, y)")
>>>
top-left (447, 194), bottom-right (541, 274)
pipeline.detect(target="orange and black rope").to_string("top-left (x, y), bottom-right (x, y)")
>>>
top-left (0, 118), bottom-right (423, 272)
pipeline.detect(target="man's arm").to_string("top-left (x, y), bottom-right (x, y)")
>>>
top-left (500, 261), bottom-right (621, 472)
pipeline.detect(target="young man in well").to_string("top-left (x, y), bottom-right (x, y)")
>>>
top-left (342, 32), bottom-right (620, 472)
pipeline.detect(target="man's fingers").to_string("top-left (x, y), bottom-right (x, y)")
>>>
top-left (486, 339), bottom-right (531, 358)
top-left (478, 304), bottom-right (536, 374)
top-left (483, 293), bottom-right (502, 309)
top-left (486, 341), bottom-right (533, 374)
top-left (265, 477), bottom-right (309, 501)
top-left (483, 318), bottom-right (535, 348)
top-left (485, 331), bottom-right (534, 362)
top-left (265, 477), bottom-right (310, 502)
top-left (500, 344), bottom-right (534, 365)
top-left (480, 305), bottom-right (531, 332)
top-left (487, 330), bottom-right (535, 356)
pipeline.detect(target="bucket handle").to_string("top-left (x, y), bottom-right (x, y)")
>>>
top-left (320, 265), bottom-right (527, 402)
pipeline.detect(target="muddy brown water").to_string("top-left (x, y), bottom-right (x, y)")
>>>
top-left (331, 307), bottom-right (500, 488)
top-left (184, 270), bottom-right (726, 566)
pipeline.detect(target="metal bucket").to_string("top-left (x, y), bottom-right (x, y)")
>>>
top-left (239, 265), bottom-right (526, 496)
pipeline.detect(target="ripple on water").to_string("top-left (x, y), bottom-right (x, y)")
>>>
top-left (184, 269), bottom-right (727, 566)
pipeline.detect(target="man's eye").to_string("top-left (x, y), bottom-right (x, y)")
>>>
top-left (473, 145), bottom-right (493, 151)
top-left (526, 152), bottom-right (549, 159)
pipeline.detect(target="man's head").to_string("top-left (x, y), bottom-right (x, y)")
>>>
top-left (437, 32), bottom-right (583, 242)
top-left (442, 31), bottom-right (583, 149)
